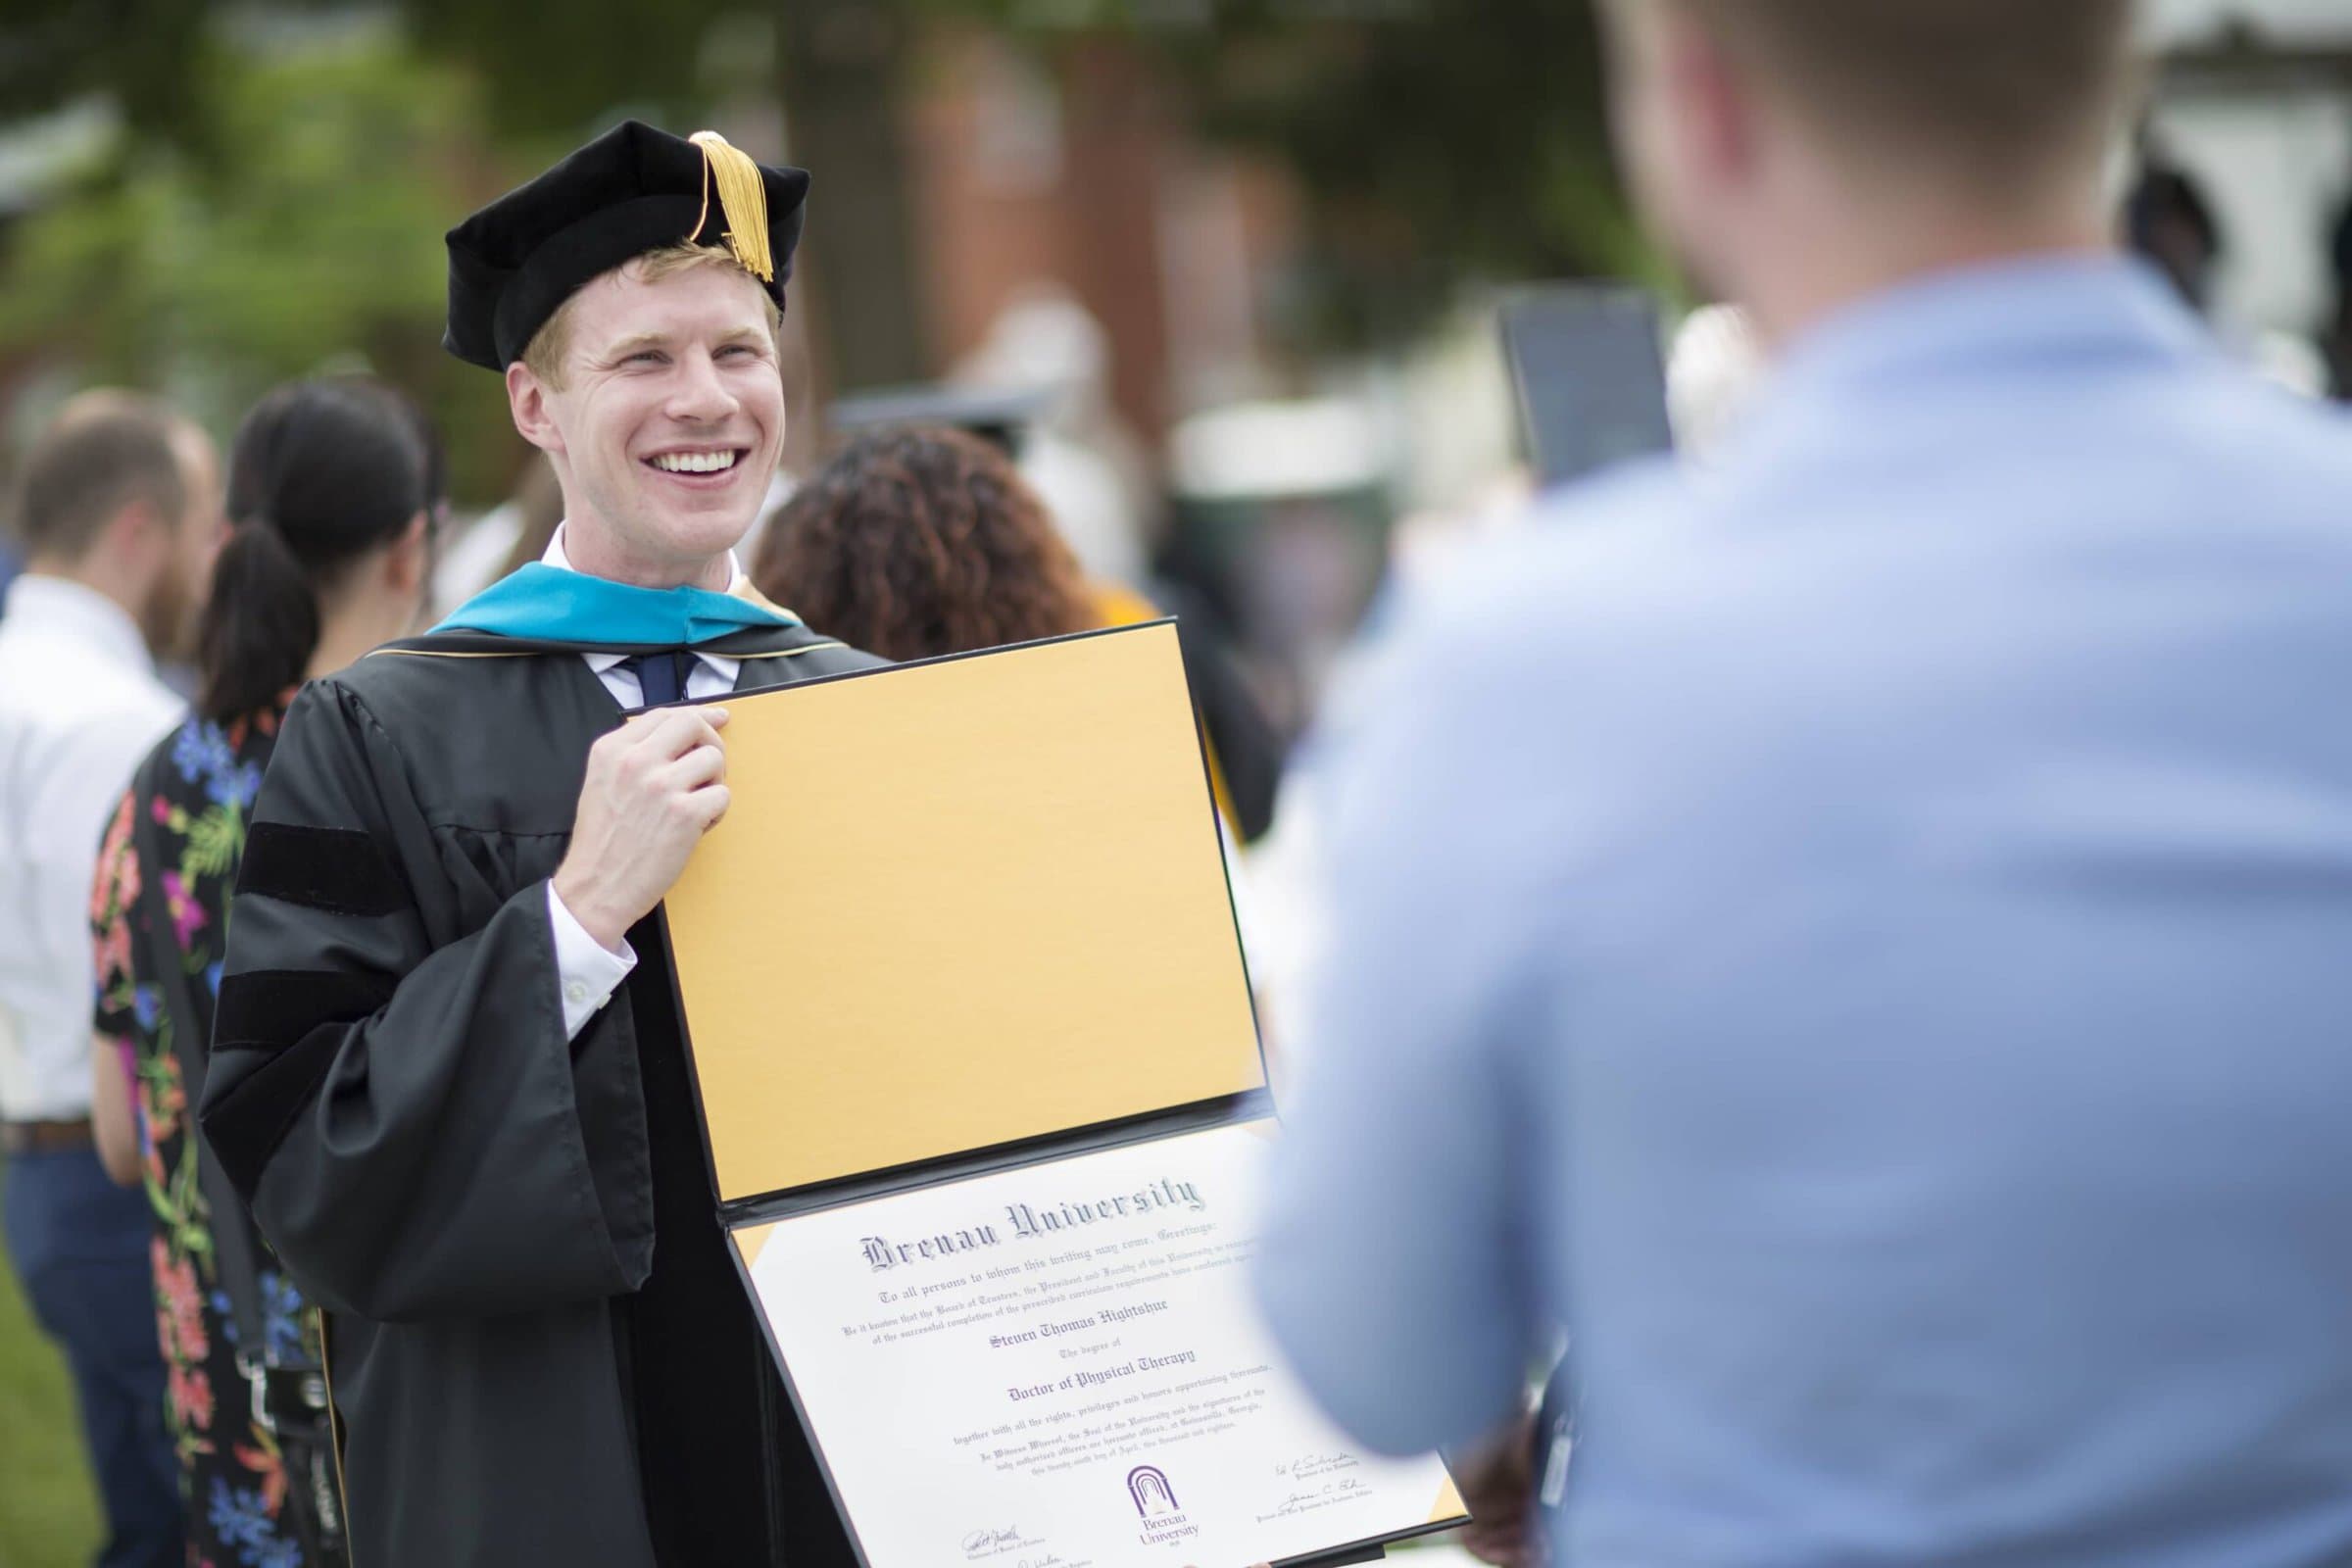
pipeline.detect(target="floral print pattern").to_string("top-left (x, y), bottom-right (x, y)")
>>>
top-left (94, 703), bottom-right (319, 1568)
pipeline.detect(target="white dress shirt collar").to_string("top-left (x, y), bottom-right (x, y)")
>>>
top-left (540, 525), bottom-right (748, 676)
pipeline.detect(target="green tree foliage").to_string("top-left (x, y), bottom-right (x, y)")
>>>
top-left (295, 0), bottom-right (1644, 355)
top-left (0, 0), bottom-right (1638, 489)
top-left (0, 0), bottom-right (214, 149)
top-left (1174, 0), bottom-right (1647, 344)
top-left (0, 26), bottom-right (516, 495)
top-left (956, 0), bottom-right (1644, 347)
top-left (393, 0), bottom-right (758, 140)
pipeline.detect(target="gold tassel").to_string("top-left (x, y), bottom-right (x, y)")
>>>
top-left (688, 129), bottom-right (774, 283)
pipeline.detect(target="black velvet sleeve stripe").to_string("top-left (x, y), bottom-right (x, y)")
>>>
top-left (237, 821), bottom-right (410, 916)
top-left (216, 969), bottom-right (399, 1054)
top-left (202, 1024), bottom-right (350, 1200)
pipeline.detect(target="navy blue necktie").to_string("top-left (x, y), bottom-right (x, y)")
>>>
top-left (623, 651), bottom-right (692, 709)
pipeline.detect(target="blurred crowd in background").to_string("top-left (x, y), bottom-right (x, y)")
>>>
top-left (4, 2), bottom-right (2351, 758)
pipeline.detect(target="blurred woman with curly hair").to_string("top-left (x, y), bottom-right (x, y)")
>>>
top-left (751, 426), bottom-right (1094, 662)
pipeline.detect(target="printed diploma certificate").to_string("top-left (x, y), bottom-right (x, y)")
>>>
top-left (734, 1120), bottom-right (1461, 1566)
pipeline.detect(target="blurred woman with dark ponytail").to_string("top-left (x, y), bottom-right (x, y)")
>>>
top-left (195, 383), bottom-right (439, 719)
top-left (86, 378), bottom-right (440, 1567)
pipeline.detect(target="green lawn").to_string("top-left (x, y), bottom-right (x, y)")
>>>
top-left (0, 1169), bottom-right (105, 1568)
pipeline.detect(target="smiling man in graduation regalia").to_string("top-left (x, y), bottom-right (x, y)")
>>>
top-left (198, 122), bottom-right (878, 1567)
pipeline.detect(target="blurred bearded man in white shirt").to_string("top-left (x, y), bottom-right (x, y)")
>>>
top-left (0, 389), bottom-right (222, 1568)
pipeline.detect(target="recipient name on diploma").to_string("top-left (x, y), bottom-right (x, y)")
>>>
top-left (986, 1298), bottom-right (1172, 1349)
top-left (860, 1175), bottom-right (1209, 1272)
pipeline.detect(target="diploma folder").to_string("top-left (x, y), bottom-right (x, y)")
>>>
top-left (663, 622), bottom-right (1464, 1567)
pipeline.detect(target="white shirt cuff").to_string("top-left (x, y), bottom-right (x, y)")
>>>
top-left (546, 883), bottom-right (636, 1039)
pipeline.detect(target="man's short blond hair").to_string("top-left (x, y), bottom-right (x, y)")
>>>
top-left (11, 391), bottom-right (198, 562)
top-left (1672, 0), bottom-right (2138, 189)
top-left (519, 243), bottom-right (785, 389)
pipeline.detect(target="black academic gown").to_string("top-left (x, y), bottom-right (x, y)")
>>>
top-left (199, 620), bottom-right (882, 1568)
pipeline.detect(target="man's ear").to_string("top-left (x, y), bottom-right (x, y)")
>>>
top-left (97, 497), bottom-right (165, 569)
top-left (1666, 10), bottom-right (1761, 191)
top-left (508, 361), bottom-right (565, 456)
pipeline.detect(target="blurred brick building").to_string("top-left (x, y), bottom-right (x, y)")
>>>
top-left (821, 26), bottom-right (1301, 446)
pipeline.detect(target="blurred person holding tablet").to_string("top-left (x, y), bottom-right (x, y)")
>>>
top-left (1258, 4), bottom-right (2352, 1565)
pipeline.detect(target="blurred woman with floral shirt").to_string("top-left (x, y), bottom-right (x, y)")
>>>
top-left (89, 379), bottom-right (439, 1567)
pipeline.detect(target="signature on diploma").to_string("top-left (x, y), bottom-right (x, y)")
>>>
top-left (961, 1525), bottom-right (1048, 1559)
top-left (1272, 1451), bottom-right (1361, 1482)
top-left (1252, 1476), bottom-right (1374, 1524)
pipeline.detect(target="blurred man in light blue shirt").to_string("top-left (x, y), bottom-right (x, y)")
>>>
top-left (1255, 3), bottom-right (2352, 1565)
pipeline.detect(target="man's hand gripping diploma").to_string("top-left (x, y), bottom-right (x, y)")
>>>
top-left (554, 706), bottom-right (732, 953)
